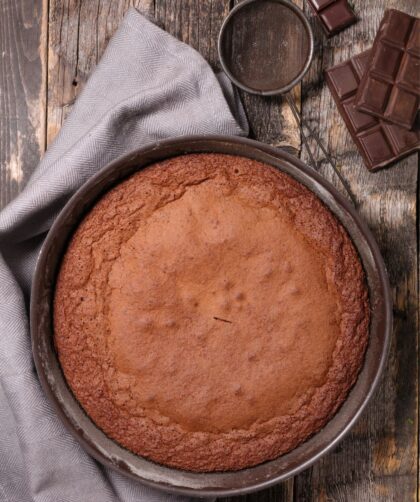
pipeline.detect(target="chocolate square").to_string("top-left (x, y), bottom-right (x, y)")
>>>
top-left (352, 51), bottom-right (372, 78)
top-left (358, 127), bottom-right (394, 165)
top-left (320, 0), bottom-right (356, 33)
top-left (397, 53), bottom-right (420, 92)
top-left (343, 98), bottom-right (377, 133)
top-left (306, 0), bottom-right (356, 37)
top-left (407, 19), bottom-right (420, 56)
top-left (327, 64), bottom-right (358, 99)
top-left (358, 77), bottom-right (391, 114)
top-left (384, 122), bottom-right (420, 152)
top-left (371, 43), bottom-right (402, 80)
top-left (385, 87), bottom-right (418, 127)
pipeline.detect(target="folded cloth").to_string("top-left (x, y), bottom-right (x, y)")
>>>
top-left (0, 8), bottom-right (247, 502)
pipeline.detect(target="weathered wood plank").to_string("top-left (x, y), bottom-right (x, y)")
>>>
top-left (155, 0), bottom-right (230, 69)
top-left (0, 0), bottom-right (47, 209)
top-left (294, 0), bottom-right (419, 500)
top-left (46, 0), bottom-right (154, 146)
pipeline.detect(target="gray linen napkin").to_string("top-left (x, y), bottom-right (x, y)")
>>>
top-left (0, 8), bottom-right (247, 502)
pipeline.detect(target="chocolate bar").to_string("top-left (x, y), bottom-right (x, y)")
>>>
top-left (355, 10), bottom-right (420, 130)
top-left (326, 50), bottom-right (420, 171)
top-left (307, 0), bottom-right (357, 37)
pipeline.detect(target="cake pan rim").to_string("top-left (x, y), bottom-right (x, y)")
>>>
top-left (30, 135), bottom-right (392, 497)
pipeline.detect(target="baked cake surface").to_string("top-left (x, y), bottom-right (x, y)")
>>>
top-left (54, 153), bottom-right (369, 472)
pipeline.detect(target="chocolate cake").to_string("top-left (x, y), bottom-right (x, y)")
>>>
top-left (54, 153), bottom-right (370, 472)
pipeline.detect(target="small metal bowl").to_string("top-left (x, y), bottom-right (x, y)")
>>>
top-left (31, 136), bottom-right (392, 497)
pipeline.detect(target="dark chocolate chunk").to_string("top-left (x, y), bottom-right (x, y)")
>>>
top-left (371, 44), bottom-right (402, 80)
top-left (311, 0), bottom-right (335, 10)
top-left (355, 10), bottom-right (420, 130)
top-left (358, 77), bottom-right (391, 114)
top-left (407, 19), bottom-right (420, 56)
top-left (327, 63), bottom-right (358, 99)
top-left (358, 127), bottom-right (394, 166)
top-left (326, 49), bottom-right (420, 171)
top-left (307, 0), bottom-right (357, 37)
top-left (398, 54), bottom-right (420, 92)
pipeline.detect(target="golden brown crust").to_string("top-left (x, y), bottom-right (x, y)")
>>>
top-left (54, 154), bottom-right (369, 472)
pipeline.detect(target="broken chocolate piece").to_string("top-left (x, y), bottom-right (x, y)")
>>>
top-left (326, 49), bottom-right (420, 171)
top-left (307, 0), bottom-right (357, 37)
top-left (355, 9), bottom-right (420, 130)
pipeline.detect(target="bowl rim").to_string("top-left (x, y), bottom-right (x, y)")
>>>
top-left (30, 135), bottom-right (392, 497)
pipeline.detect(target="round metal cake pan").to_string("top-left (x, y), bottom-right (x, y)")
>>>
top-left (31, 136), bottom-right (392, 497)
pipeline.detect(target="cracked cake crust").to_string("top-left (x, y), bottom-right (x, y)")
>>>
top-left (54, 153), bottom-right (369, 472)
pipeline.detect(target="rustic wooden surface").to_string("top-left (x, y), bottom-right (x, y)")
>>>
top-left (0, 0), bottom-right (418, 500)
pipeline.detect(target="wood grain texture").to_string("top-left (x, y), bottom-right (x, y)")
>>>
top-left (0, 0), bottom-right (47, 209)
top-left (155, 0), bottom-right (230, 69)
top-left (46, 0), bottom-right (154, 146)
top-left (0, 0), bottom-right (418, 500)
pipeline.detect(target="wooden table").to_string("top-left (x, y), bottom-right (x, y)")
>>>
top-left (1, 1), bottom-right (418, 500)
